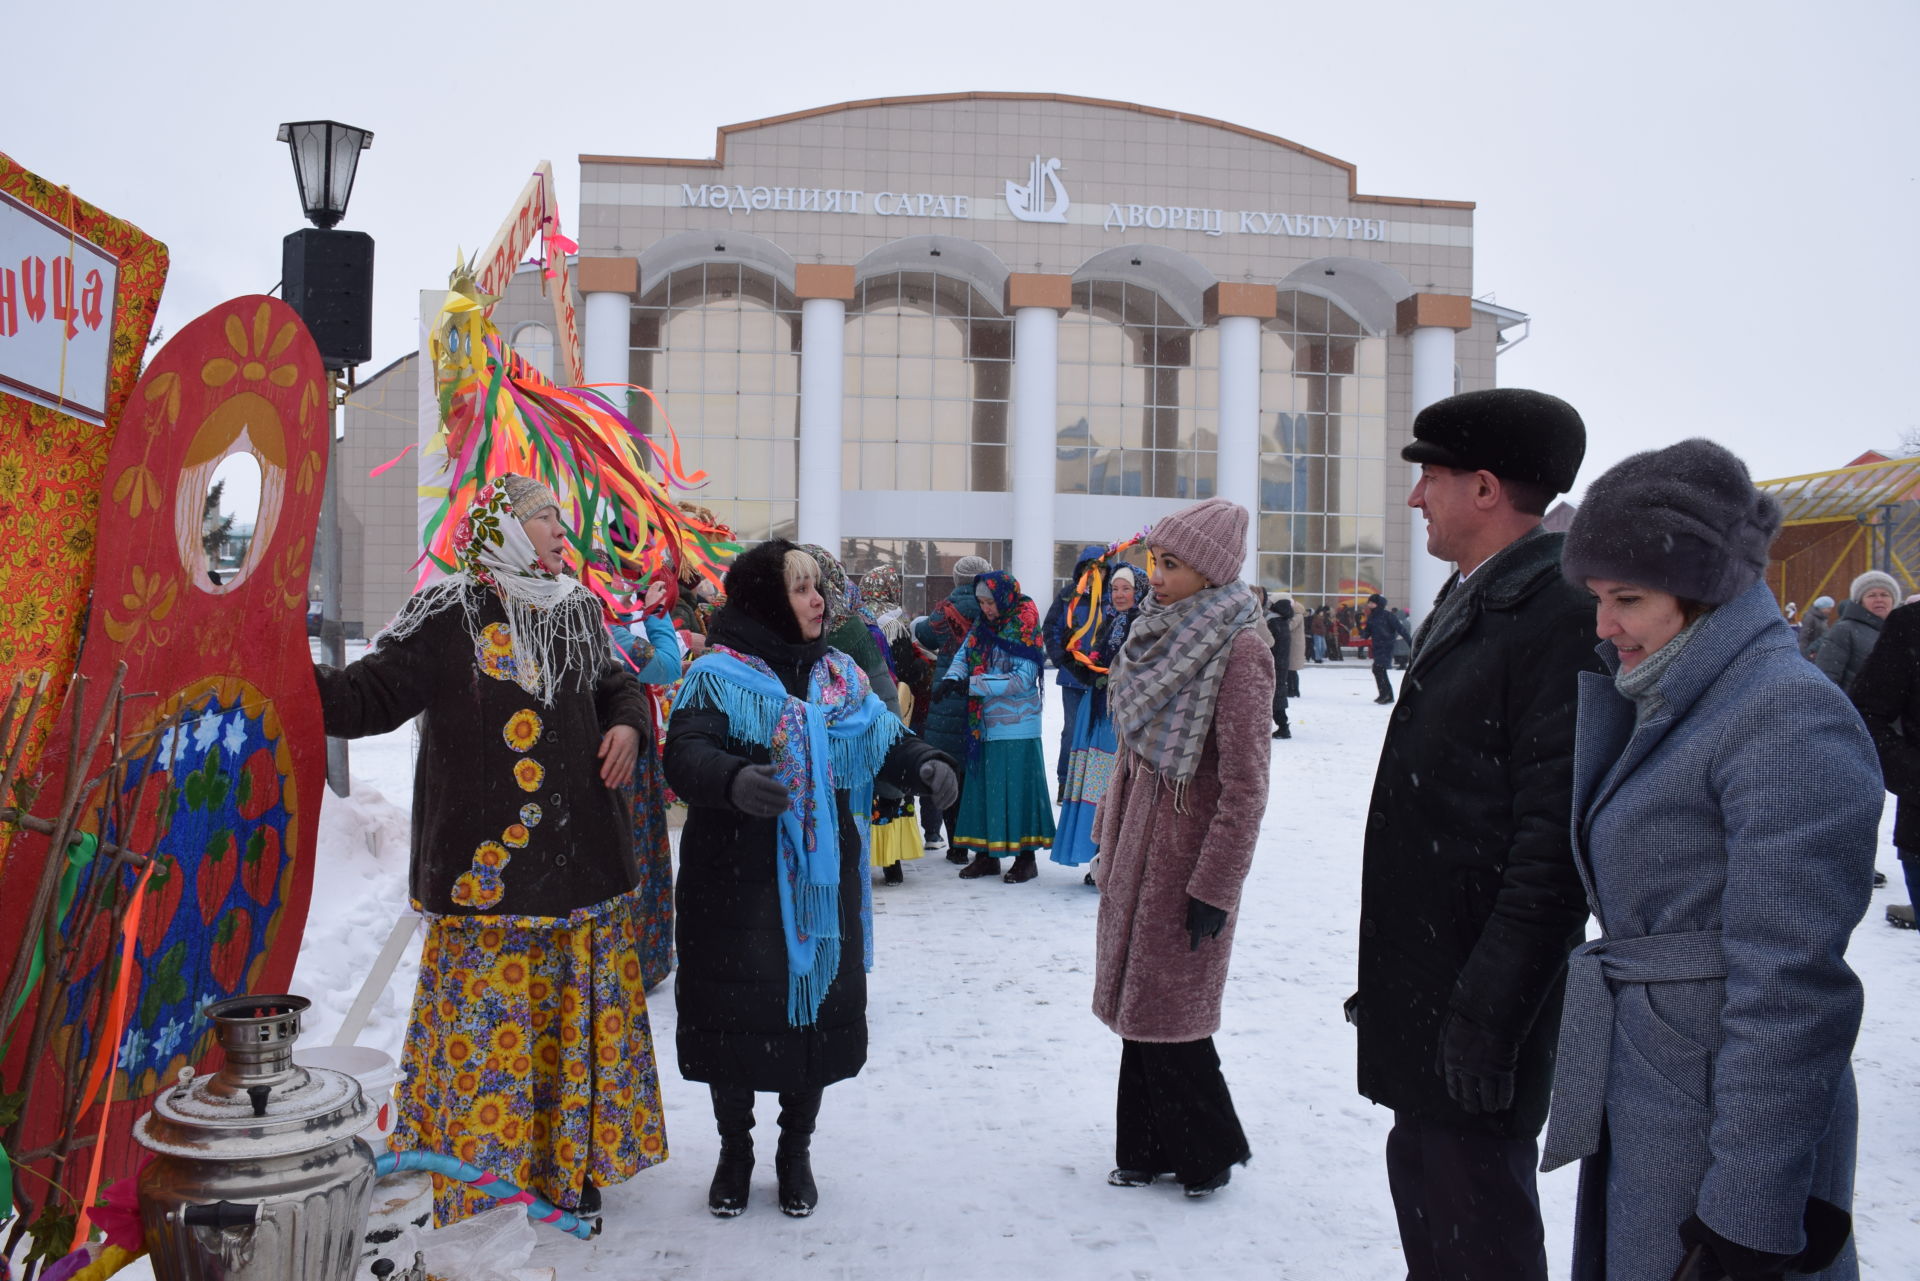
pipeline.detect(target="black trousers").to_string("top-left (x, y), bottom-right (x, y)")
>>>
top-left (1115, 1037), bottom-right (1250, 1184)
top-left (1372, 664), bottom-right (1394, 701)
top-left (1384, 1112), bottom-right (1547, 1281)
top-left (1271, 676), bottom-right (1290, 733)
top-left (1285, 667), bottom-right (1301, 699)
top-left (709, 1083), bottom-right (822, 1152)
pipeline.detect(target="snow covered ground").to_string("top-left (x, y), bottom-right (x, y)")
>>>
top-left (284, 658), bottom-right (1920, 1279)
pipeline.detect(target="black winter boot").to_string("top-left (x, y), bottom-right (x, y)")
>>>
top-left (958, 854), bottom-right (1001, 879)
top-left (1003, 852), bottom-right (1038, 883)
top-left (708, 1085), bottom-right (755, 1217)
top-left (775, 1089), bottom-right (823, 1217)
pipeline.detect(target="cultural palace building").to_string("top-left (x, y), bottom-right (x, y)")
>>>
top-left (336, 92), bottom-right (1530, 632)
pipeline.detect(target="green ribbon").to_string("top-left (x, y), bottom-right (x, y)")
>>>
top-left (0, 830), bottom-right (99, 1226)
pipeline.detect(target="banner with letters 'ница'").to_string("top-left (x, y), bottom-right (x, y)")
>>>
top-left (0, 153), bottom-right (167, 838)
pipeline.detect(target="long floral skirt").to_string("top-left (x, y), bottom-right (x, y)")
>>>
top-left (392, 887), bottom-right (669, 1225)
top-left (1052, 691), bottom-right (1116, 866)
top-left (626, 736), bottom-right (674, 989)
top-left (954, 737), bottom-right (1057, 856)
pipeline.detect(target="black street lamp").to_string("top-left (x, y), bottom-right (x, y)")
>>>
top-left (277, 120), bottom-right (374, 797)
top-left (276, 120), bottom-right (373, 229)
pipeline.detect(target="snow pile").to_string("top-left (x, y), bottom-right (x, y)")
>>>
top-left (285, 661), bottom-right (1920, 1278)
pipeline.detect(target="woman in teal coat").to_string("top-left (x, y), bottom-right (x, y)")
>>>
top-left (1543, 440), bottom-right (1879, 1281)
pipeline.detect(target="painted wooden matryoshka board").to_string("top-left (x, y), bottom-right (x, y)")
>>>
top-left (0, 295), bottom-right (329, 1188)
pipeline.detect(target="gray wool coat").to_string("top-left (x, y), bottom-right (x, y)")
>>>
top-left (1092, 628), bottom-right (1273, 1042)
top-left (1543, 581), bottom-right (1879, 1281)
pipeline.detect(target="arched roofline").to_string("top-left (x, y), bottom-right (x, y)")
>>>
top-left (581, 92), bottom-right (1473, 210)
top-left (854, 236), bottom-right (1010, 312)
top-left (1072, 244), bottom-right (1215, 329)
top-left (1277, 258), bottom-right (1412, 338)
top-left (636, 229), bottom-right (796, 295)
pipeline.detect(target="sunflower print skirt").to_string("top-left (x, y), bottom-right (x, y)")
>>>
top-left (391, 886), bottom-right (669, 1225)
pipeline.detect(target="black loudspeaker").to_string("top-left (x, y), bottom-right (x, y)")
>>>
top-left (282, 228), bottom-right (374, 371)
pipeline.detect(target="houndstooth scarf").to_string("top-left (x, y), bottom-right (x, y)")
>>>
top-left (1107, 580), bottom-right (1261, 809)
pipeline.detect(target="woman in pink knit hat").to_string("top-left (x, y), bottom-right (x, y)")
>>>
top-left (1090, 496), bottom-right (1274, 1197)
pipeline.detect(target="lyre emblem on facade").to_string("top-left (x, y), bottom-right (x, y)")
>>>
top-left (1005, 156), bottom-right (1070, 223)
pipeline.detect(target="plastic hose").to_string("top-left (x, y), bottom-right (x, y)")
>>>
top-left (373, 1150), bottom-right (595, 1240)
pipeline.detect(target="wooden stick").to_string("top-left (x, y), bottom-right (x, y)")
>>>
top-left (0, 671), bottom-right (52, 822)
top-left (0, 811), bottom-right (151, 868)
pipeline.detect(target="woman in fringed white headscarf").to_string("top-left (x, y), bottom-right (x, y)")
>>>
top-left (314, 473), bottom-right (666, 1226)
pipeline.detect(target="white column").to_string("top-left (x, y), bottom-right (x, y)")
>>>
top-left (582, 290), bottom-right (630, 398)
top-left (797, 296), bottom-right (846, 551)
top-left (1216, 313), bottom-right (1262, 576)
top-left (1011, 305), bottom-right (1060, 598)
top-left (1408, 324), bottom-right (1457, 617)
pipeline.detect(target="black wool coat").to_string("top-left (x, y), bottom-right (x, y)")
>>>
top-left (1850, 601), bottom-right (1920, 852)
top-left (1353, 530), bottom-right (1600, 1139)
top-left (664, 608), bottom-right (949, 1093)
top-left (313, 586), bottom-right (648, 918)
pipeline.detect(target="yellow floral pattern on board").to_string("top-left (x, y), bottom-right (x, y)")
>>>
top-left (389, 888), bottom-right (668, 1225)
top-left (0, 151), bottom-right (169, 875)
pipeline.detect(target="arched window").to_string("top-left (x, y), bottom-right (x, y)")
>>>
top-left (1255, 292), bottom-right (1388, 604)
top-left (842, 271), bottom-right (1009, 493)
top-left (1056, 280), bottom-right (1216, 499)
top-left (627, 264), bottom-right (801, 542)
top-left (509, 322), bottom-right (555, 382)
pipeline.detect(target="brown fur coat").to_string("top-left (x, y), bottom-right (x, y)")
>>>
top-left (1092, 628), bottom-right (1273, 1041)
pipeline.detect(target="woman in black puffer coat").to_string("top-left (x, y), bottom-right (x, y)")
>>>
top-left (664, 539), bottom-right (956, 1220)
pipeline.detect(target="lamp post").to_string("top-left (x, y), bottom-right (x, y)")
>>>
top-left (277, 120), bottom-right (374, 797)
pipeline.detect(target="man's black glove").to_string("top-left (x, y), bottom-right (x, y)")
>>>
top-left (1435, 1010), bottom-right (1519, 1115)
top-left (933, 678), bottom-right (965, 701)
top-left (918, 759), bottom-right (960, 812)
top-left (1676, 1199), bottom-right (1851, 1280)
top-left (1186, 897), bottom-right (1228, 951)
top-left (728, 763), bottom-right (791, 817)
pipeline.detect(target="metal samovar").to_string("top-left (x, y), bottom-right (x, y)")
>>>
top-left (134, 994), bottom-right (378, 1281)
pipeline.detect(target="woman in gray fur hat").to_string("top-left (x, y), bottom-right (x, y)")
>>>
top-left (1542, 439), bottom-right (1879, 1281)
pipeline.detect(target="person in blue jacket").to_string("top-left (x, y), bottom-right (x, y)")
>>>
top-left (939, 570), bottom-right (1056, 882)
top-left (1363, 593), bottom-right (1410, 704)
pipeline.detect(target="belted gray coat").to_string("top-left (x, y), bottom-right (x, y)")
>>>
top-left (1542, 581), bottom-right (1880, 1281)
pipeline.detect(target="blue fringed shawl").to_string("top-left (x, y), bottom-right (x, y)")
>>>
top-left (677, 647), bottom-right (904, 1026)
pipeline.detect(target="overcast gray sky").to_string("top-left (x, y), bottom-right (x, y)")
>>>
top-left (10, 0), bottom-right (1915, 497)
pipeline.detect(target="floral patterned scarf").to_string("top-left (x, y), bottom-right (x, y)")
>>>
top-left (676, 645), bottom-right (903, 1026)
top-left (957, 570), bottom-right (1044, 757)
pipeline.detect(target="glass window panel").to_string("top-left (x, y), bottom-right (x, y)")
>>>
top-left (897, 443), bottom-right (931, 491)
top-left (1357, 337), bottom-right (1386, 377)
top-left (970, 398), bottom-right (1007, 447)
top-left (841, 442), bottom-right (860, 489)
top-left (1056, 321), bottom-right (1090, 363)
top-left (697, 439), bottom-right (736, 495)
top-left (1189, 449), bottom-right (1217, 500)
top-left (1357, 377), bottom-right (1385, 416)
top-left (1259, 514), bottom-right (1291, 555)
top-left (898, 358), bottom-right (933, 398)
top-left (1057, 363), bottom-right (1090, 405)
top-left (1090, 365), bottom-right (1126, 405)
top-left (898, 317), bottom-right (934, 357)
top-left (1056, 447), bottom-right (1089, 495)
top-left (1259, 554), bottom-right (1288, 591)
top-left (970, 320), bottom-right (1011, 362)
top-left (697, 393), bottom-right (738, 436)
top-left (1352, 417), bottom-right (1386, 459)
top-left (970, 444), bottom-right (1007, 492)
top-left (896, 398), bottom-right (933, 442)
top-left (1084, 404), bottom-right (1121, 449)
top-left (932, 444), bottom-right (969, 492)
top-left (1354, 516), bottom-right (1385, 556)
top-left (859, 358), bottom-right (898, 399)
top-left (705, 309), bottom-right (741, 351)
top-left (738, 356), bottom-right (774, 394)
top-left (1355, 459), bottom-right (1386, 514)
top-left (933, 399), bottom-right (967, 444)
top-left (933, 359), bottom-right (967, 400)
top-left (1355, 555), bottom-right (1386, 597)
top-left (735, 442), bottom-right (771, 498)
top-left (1090, 448), bottom-right (1122, 496)
top-left (861, 444), bottom-right (894, 490)
top-left (1339, 467), bottom-right (1360, 514)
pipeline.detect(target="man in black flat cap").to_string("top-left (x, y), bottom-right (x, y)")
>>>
top-left (1348, 388), bottom-right (1602, 1281)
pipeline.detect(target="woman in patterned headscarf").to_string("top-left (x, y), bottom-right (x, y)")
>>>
top-left (1053, 562), bottom-right (1145, 875)
top-left (314, 473), bottom-right (667, 1226)
top-left (937, 570), bottom-right (1057, 882)
top-left (801, 544), bottom-right (899, 717)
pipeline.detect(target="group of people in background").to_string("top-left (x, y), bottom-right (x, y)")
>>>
top-left (309, 381), bottom-right (1905, 1280)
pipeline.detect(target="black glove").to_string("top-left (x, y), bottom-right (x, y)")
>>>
top-left (728, 763), bottom-right (791, 817)
top-left (1186, 897), bottom-right (1228, 951)
top-left (1676, 1199), bottom-right (1851, 1281)
top-left (918, 759), bottom-right (960, 812)
top-left (1435, 1010), bottom-right (1519, 1115)
top-left (933, 678), bottom-right (964, 701)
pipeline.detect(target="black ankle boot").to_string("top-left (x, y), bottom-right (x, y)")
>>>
top-left (775, 1089), bottom-right (822, 1217)
top-left (708, 1085), bottom-right (755, 1217)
